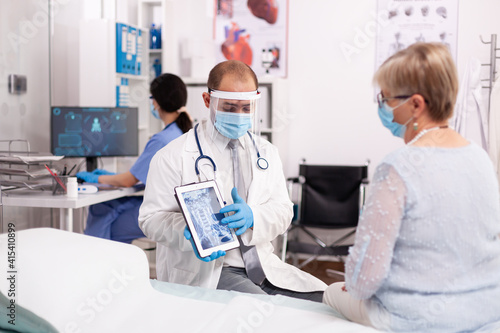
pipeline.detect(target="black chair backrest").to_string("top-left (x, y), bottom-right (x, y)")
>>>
top-left (299, 164), bottom-right (368, 228)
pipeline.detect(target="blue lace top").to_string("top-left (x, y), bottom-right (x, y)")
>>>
top-left (345, 143), bottom-right (500, 332)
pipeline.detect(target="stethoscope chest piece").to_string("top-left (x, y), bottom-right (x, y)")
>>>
top-left (257, 157), bottom-right (269, 170)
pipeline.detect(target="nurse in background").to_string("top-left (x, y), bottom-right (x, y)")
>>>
top-left (323, 43), bottom-right (500, 331)
top-left (76, 73), bottom-right (193, 243)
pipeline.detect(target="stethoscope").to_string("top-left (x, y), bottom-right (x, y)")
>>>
top-left (194, 123), bottom-right (269, 179)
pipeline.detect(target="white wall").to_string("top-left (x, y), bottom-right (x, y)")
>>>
top-left (162, 0), bottom-right (215, 77)
top-left (117, 0), bottom-right (139, 26)
top-left (284, 0), bottom-right (385, 177)
top-left (282, 0), bottom-right (500, 178)
top-left (51, 0), bottom-right (102, 106)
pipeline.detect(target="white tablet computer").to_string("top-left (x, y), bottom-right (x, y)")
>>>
top-left (174, 180), bottom-right (240, 258)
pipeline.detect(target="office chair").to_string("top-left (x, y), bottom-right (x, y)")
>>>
top-left (282, 162), bottom-right (369, 272)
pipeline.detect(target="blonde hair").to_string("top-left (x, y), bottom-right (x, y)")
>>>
top-left (373, 42), bottom-right (458, 122)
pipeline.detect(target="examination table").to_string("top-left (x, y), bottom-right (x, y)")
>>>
top-left (0, 228), bottom-right (379, 332)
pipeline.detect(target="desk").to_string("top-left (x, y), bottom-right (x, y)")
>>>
top-left (1, 187), bottom-right (143, 232)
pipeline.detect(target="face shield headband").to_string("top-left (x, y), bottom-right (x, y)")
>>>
top-left (210, 89), bottom-right (261, 101)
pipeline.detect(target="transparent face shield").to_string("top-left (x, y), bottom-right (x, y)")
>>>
top-left (208, 89), bottom-right (262, 141)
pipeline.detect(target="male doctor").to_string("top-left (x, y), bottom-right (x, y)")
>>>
top-left (139, 60), bottom-right (326, 302)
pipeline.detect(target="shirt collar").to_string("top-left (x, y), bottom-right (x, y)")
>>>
top-left (162, 122), bottom-right (175, 131)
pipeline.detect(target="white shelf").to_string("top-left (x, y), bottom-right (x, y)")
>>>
top-left (141, 0), bottom-right (161, 5)
top-left (181, 77), bottom-right (207, 85)
top-left (148, 49), bottom-right (162, 54)
top-left (2, 187), bottom-right (140, 209)
top-left (116, 73), bottom-right (149, 81)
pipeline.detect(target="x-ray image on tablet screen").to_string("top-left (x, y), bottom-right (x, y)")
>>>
top-left (175, 181), bottom-right (239, 257)
top-left (183, 188), bottom-right (234, 249)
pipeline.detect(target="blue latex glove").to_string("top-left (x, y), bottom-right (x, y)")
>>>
top-left (76, 171), bottom-right (99, 183)
top-left (92, 168), bottom-right (116, 176)
top-left (183, 227), bottom-right (226, 262)
top-left (220, 187), bottom-right (254, 236)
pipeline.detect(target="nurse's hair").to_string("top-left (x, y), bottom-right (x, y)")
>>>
top-left (150, 73), bottom-right (192, 133)
top-left (207, 60), bottom-right (258, 91)
top-left (373, 42), bottom-right (458, 122)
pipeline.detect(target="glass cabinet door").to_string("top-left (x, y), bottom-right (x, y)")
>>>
top-left (0, 0), bottom-right (52, 231)
top-left (0, 0), bottom-right (50, 150)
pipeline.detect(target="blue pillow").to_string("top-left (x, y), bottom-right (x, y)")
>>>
top-left (0, 291), bottom-right (58, 333)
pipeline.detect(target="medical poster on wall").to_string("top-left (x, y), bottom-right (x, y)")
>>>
top-left (214, 0), bottom-right (288, 77)
top-left (375, 0), bottom-right (458, 71)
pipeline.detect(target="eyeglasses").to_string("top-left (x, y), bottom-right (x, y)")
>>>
top-left (376, 92), bottom-right (412, 108)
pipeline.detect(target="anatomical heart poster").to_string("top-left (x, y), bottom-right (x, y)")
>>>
top-left (214, 0), bottom-right (288, 77)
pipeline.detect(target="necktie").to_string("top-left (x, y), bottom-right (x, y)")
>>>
top-left (228, 139), bottom-right (266, 285)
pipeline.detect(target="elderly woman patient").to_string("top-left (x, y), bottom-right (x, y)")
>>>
top-left (323, 42), bottom-right (500, 332)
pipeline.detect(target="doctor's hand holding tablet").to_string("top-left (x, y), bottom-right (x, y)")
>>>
top-left (182, 186), bottom-right (255, 261)
top-left (176, 181), bottom-right (254, 261)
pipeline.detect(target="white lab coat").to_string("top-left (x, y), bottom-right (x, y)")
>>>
top-left (488, 77), bottom-right (500, 185)
top-left (139, 120), bottom-right (327, 292)
top-left (451, 57), bottom-right (489, 150)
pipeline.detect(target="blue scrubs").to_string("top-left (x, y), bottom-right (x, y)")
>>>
top-left (85, 122), bottom-right (183, 243)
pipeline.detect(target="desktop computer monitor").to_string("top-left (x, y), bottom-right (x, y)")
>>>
top-left (50, 107), bottom-right (139, 171)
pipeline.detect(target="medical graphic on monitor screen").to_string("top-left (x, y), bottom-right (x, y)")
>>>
top-left (182, 187), bottom-right (234, 250)
top-left (51, 107), bottom-right (138, 169)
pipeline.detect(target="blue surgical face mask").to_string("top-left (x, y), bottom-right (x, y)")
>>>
top-left (377, 99), bottom-right (412, 138)
top-left (214, 111), bottom-right (253, 139)
top-left (150, 102), bottom-right (160, 120)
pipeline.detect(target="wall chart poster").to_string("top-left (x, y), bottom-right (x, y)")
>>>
top-left (214, 0), bottom-right (288, 77)
top-left (375, 0), bottom-right (458, 71)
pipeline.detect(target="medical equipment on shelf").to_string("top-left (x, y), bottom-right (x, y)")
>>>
top-left (193, 123), bottom-right (269, 180)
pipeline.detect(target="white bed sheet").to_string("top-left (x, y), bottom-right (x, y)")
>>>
top-left (151, 278), bottom-right (336, 313)
top-left (0, 228), bottom-right (379, 332)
